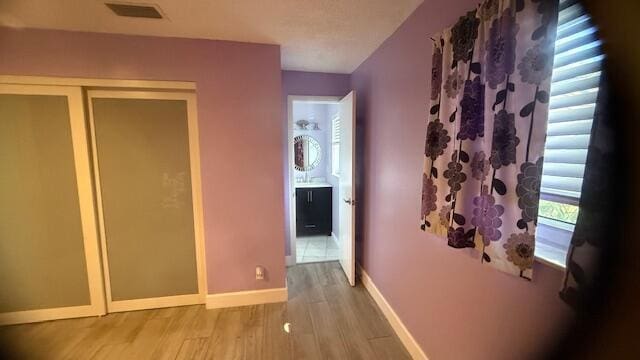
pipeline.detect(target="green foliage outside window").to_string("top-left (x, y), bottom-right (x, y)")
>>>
top-left (538, 199), bottom-right (579, 224)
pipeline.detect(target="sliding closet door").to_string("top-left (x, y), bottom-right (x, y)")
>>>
top-left (0, 84), bottom-right (105, 325)
top-left (88, 91), bottom-right (206, 312)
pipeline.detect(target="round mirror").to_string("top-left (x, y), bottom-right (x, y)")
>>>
top-left (294, 135), bottom-right (322, 171)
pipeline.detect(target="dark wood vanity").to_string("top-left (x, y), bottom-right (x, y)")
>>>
top-left (296, 186), bottom-right (332, 236)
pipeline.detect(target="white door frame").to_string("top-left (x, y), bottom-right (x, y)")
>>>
top-left (87, 90), bottom-right (208, 312)
top-left (0, 84), bottom-right (106, 325)
top-left (286, 95), bottom-right (341, 266)
top-left (0, 75), bottom-right (195, 90)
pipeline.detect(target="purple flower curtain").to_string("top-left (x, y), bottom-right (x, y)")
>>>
top-left (421, 0), bottom-right (558, 279)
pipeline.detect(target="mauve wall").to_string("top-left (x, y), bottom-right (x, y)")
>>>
top-left (350, 1), bottom-right (573, 359)
top-left (281, 71), bottom-right (351, 255)
top-left (0, 27), bottom-right (285, 294)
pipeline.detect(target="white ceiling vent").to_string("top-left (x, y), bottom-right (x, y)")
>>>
top-left (105, 2), bottom-right (164, 19)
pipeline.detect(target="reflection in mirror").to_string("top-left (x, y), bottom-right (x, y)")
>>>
top-left (294, 135), bottom-right (321, 171)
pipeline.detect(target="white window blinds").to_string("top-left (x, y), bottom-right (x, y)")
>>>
top-left (331, 116), bottom-right (341, 176)
top-left (541, 0), bottom-right (603, 202)
top-left (332, 116), bottom-right (341, 143)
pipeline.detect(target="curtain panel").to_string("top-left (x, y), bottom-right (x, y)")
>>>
top-left (559, 67), bottom-right (614, 307)
top-left (420, 0), bottom-right (558, 279)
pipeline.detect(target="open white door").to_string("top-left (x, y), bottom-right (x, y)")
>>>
top-left (338, 91), bottom-right (356, 286)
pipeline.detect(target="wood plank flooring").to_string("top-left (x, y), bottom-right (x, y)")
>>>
top-left (0, 262), bottom-right (411, 359)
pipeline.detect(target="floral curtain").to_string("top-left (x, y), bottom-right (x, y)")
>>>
top-left (420, 0), bottom-right (558, 279)
top-left (559, 67), bottom-right (615, 307)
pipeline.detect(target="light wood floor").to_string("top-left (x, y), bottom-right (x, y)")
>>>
top-left (0, 262), bottom-right (410, 359)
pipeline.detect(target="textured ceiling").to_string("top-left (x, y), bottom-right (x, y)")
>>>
top-left (0, 0), bottom-right (423, 73)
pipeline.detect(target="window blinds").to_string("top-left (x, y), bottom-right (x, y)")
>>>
top-left (541, 0), bottom-right (603, 202)
top-left (332, 116), bottom-right (341, 143)
top-left (331, 116), bottom-right (341, 176)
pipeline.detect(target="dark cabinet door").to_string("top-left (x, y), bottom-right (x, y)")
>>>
top-left (296, 187), bottom-right (332, 236)
top-left (295, 188), bottom-right (313, 232)
top-left (307, 187), bottom-right (331, 233)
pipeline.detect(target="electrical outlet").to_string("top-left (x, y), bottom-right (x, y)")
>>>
top-left (255, 266), bottom-right (264, 280)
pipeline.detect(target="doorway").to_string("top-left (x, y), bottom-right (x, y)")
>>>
top-left (286, 93), bottom-right (356, 285)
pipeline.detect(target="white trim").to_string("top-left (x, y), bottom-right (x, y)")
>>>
top-left (331, 232), bottom-right (340, 249)
top-left (86, 91), bottom-right (114, 313)
top-left (0, 84), bottom-right (106, 325)
top-left (186, 93), bottom-right (210, 300)
top-left (205, 288), bottom-right (288, 309)
top-left (107, 294), bottom-right (204, 313)
top-left (358, 264), bottom-right (428, 360)
top-left (286, 95), bottom-right (342, 268)
top-left (86, 90), bottom-right (207, 313)
top-left (287, 97), bottom-right (297, 265)
top-left (67, 86), bottom-right (108, 317)
top-left (285, 255), bottom-right (296, 267)
top-left (0, 305), bottom-right (101, 326)
top-left (0, 75), bottom-right (195, 90)
top-left (534, 218), bottom-right (571, 271)
top-left (535, 254), bottom-right (566, 271)
top-left (288, 95), bottom-right (342, 104)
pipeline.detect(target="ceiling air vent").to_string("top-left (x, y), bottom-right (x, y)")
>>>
top-left (105, 2), bottom-right (164, 19)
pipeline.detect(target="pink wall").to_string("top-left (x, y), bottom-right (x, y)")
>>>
top-left (350, 1), bottom-right (573, 359)
top-left (281, 71), bottom-right (351, 255)
top-left (0, 27), bottom-right (285, 294)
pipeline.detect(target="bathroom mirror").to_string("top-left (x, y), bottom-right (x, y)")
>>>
top-left (294, 135), bottom-right (321, 171)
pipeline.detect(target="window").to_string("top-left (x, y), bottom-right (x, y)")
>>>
top-left (538, 199), bottom-right (579, 224)
top-left (535, 0), bottom-right (604, 266)
top-left (331, 115), bottom-right (341, 177)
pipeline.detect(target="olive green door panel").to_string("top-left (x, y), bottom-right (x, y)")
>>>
top-left (91, 97), bottom-right (199, 302)
top-left (0, 93), bottom-right (90, 313)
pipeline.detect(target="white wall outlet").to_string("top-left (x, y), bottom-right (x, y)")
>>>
top-left (255, 266), bottom-right (265, 280)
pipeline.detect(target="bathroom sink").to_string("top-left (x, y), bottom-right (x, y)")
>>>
top-left (295, 182), bottom-right (332, 188)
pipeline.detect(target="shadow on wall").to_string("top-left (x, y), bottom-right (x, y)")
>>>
top-left (354, 77), bottom-right (370, 266)
top-left (355, 121), bottom-right (367, 266)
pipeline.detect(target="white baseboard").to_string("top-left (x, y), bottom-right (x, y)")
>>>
top-left (206, 287), bottom-right (288, 309)
top-left (108, 293), bottom-right (204, 313)
top-left (285, 255), bottom-right (296, 267)
top-left (331, 232), bottom-right (340, 248)
top-left (0, 304), bottom-right (104, 326)
top-left (358, 264), bottom-right (428, 360)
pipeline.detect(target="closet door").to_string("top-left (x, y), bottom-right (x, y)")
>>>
top-left (87, 91), bottom-right (206, 312)
top-left (0, 84), bottom-right (105, 325)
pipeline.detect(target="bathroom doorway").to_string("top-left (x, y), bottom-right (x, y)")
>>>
top-left (287, 92), bottom-right (357, 286)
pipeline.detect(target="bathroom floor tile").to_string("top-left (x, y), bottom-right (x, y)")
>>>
top-left (306, 239), bottom-right (327, 250)
top-left (294, 235), bottom-right (342, 264)
top-left (305, 248), bottom-right (327, 257)
top-left (326, 249), bottom-right (340, 257)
